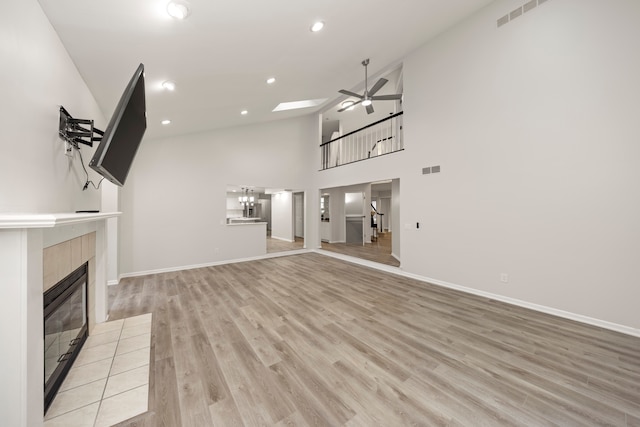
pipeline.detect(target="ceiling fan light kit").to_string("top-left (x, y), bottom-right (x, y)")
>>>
top-left (338, 58), bottom-right (402, 114)
top-left (341, 100), bottom-right (355, 111)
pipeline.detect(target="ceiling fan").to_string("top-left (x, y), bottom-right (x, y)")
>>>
top-left (338, 58), bottom-right (403, 114)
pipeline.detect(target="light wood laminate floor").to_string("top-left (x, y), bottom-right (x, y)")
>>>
top-left (266, 236), bottom-right (304, 253)
top-left (108, 253), bottom-right (640, 426)
top-left (321, 231), bottom-right (400, 267)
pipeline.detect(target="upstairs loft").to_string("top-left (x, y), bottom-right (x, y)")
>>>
top-left (320, 112), bottom-right (404, 170)
top-left (320, 64), bottom-right (404, 170)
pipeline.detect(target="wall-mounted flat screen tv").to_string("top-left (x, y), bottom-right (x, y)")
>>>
top-left (89, 63), bottom-right (146, 186)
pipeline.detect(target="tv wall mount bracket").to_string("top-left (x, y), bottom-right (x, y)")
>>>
top-left (58, 106), bottom-right (103, 149)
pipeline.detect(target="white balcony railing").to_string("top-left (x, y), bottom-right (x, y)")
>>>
top-left (320, 112), bottom-right (404, 170)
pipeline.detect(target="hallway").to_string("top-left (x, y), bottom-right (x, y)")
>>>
top-left (321, 231), bottom-right (399, 267)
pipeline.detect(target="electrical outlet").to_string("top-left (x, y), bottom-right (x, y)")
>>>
top-left (500, 273), bottom-right (509, 283)
top-left (64, 141), bottom-right (74, 157)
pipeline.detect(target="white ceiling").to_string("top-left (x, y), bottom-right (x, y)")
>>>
top-left (38, 0), bottom-right (494, 140)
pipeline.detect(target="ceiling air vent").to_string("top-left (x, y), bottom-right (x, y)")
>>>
top-left (497, 0), bottom-right (549, 28)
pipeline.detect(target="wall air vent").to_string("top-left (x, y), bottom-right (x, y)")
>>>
top-left (422, 165), bottom-right (441, 175)
top-left (497, 0), bottom-right (549, 28)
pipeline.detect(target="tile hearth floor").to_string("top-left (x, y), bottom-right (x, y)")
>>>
top-left (44, 313), bottom-right (152, 427)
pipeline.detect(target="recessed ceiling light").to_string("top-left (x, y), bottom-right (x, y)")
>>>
top-left (310, 21), bottom-right (324, 32)
top-left (162, 80), bottom-right (176, 91)
top-left (161, 119), bottom-right (171, 125)
top-left (167, 1), bottom-right (191, 19)
top-left (240, 110), bottom-right (248, 115)
top-left (266, 77), bottom-right (276, 85)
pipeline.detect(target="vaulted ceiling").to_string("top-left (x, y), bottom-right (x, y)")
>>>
top-left (38, 0), bottom-right (494, 140)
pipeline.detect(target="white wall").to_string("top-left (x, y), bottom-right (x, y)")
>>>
top-left (272, 191), bottom-right (294, 242)
top-left (0, 0), bottom-right (106, 214)
top-left (119, 116), bottom-right (316, 274)
top-left (0, 2), bottom-right (110, 425)
top-left (402, 0), bottom-right (640, 329)
top-left (391, 178), bottom-right (400, 260)
top-left (315, 0), bottom-right (640, 331)
top-left (294, 192), bottom-right (304, 238)
top-left (101, 182), bottom-right (119, 285)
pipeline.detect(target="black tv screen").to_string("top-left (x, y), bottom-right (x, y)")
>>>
top-left (89, 63), bottom-right (146, 186)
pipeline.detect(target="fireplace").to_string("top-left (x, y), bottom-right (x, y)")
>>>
top-left (43, 262), bottom-right (89, 413)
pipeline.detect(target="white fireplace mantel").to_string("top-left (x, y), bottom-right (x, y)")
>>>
top-left (0, 211), bottom-right (120, 427)
top-left (0, 211), bottom-right (120, 229)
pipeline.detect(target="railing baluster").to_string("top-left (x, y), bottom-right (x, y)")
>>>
top-left (319, 111), bottom-right (404, 170)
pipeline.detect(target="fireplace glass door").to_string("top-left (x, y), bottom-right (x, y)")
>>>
top-left (43, 262), bottom-right (88, 412)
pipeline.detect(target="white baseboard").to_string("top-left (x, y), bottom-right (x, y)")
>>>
top-left (312, 249), bottom-right (640, 338)
top-left (402, 272), bottom-right (639, 338)
top-left (118, 249), bottom-right (311, 281)
top-left (270, 236), bottom-right (295, 243)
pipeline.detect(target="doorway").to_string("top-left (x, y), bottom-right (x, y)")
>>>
top-left (319, 179), bottom-right (400, 267)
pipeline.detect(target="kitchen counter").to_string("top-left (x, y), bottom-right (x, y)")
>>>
top-left (227, 217), bottom-right (264, 224)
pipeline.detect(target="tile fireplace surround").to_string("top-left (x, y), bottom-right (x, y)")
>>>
top-left (0, 212), bottom-right (120, 427)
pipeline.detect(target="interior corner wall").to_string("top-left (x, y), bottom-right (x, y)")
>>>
top-left (118, 116), bottom-right (316, 275)
top-left (399, 0), bottom-right (640, 330)
top-left (0, 0), bottom-right (105, 214)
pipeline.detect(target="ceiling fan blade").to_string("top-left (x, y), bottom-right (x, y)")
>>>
top-left (371, 94), bottom-right (403, 101)
top-left (365, 103), bottom-right (374, 114)
top-left (367, 78), bottom-right (388, 97)
top-left (339, 89), bottom-right (364, 99)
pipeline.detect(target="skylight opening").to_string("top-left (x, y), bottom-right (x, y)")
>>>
top-left (272, 99), bottom-right (327, 112)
